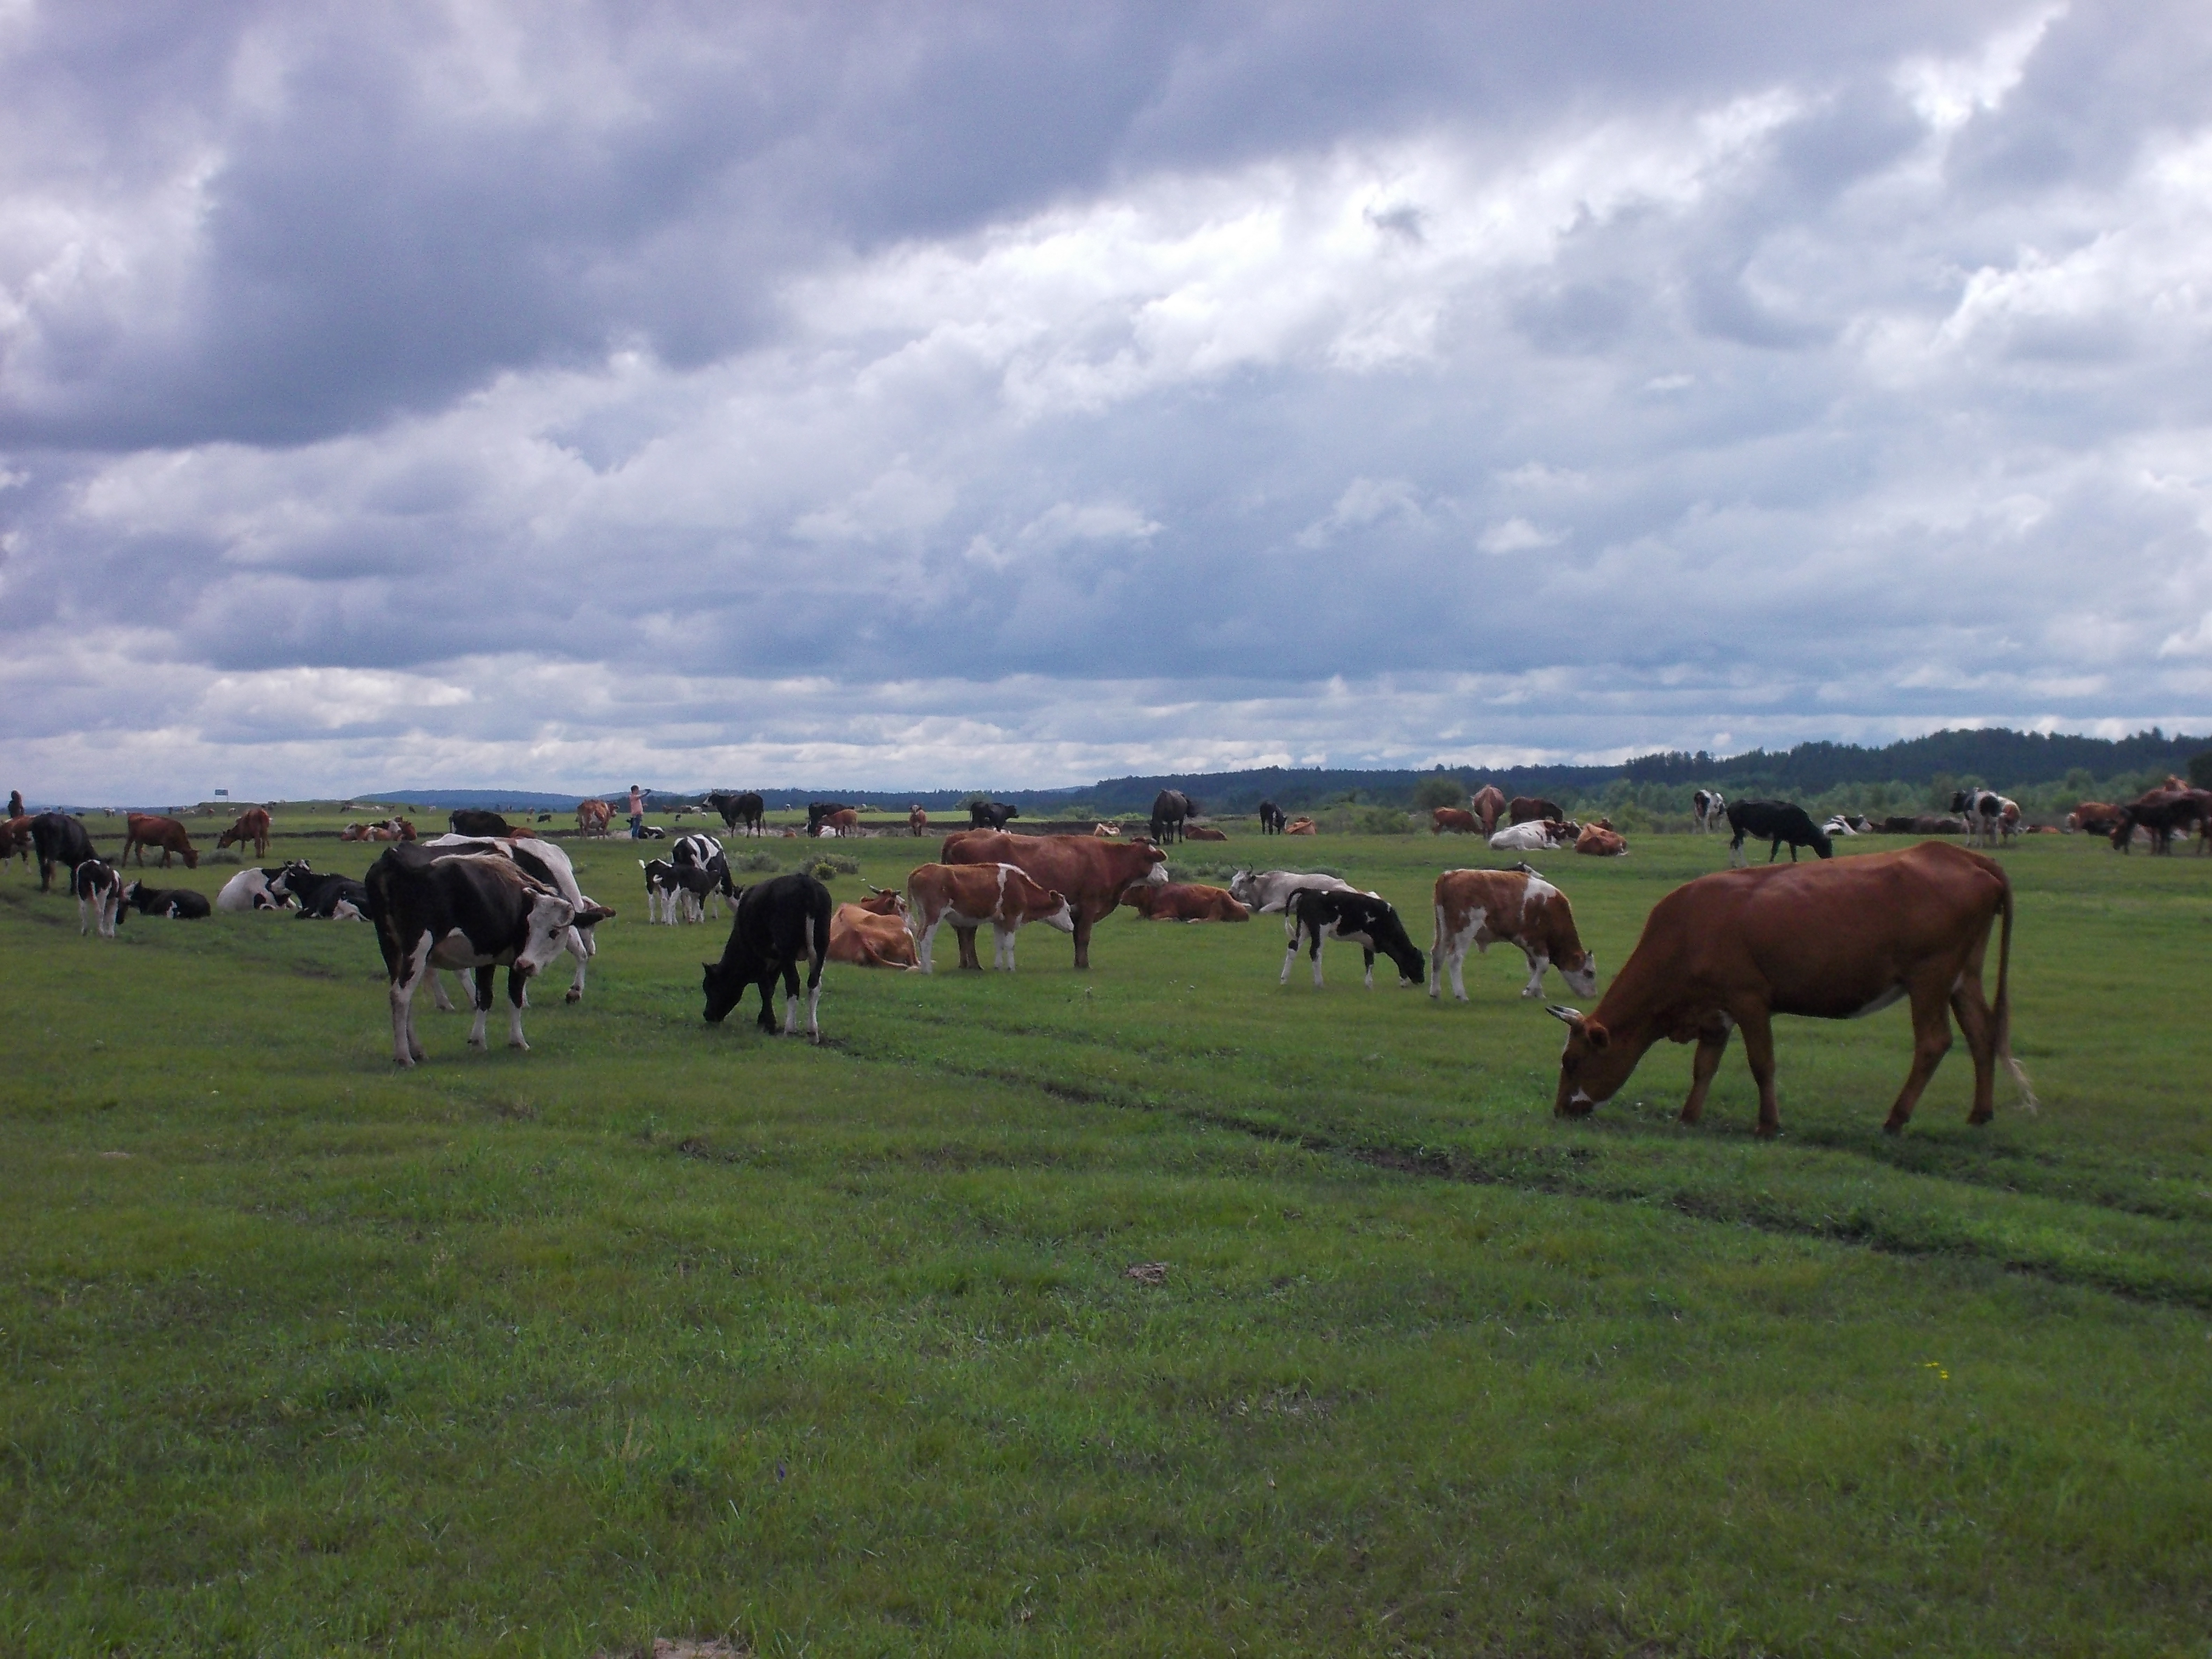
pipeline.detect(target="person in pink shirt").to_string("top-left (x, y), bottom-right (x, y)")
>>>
top-left (628, 785), bottom-right (645, 839)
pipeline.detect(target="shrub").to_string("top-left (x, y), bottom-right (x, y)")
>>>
top-left (1411, 775), bottom-right (1467, 813)
top-left (732, 851), bottom-right (782, 873)
top-left (1355, 806), bottom-right (1416, 836)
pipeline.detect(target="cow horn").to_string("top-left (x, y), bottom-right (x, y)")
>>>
top-left (1545, 1004), bottom-right (1584, 1028)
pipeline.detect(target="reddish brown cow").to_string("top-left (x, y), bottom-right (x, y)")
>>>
top-left (1122, 882), bottom-right (1250, 922)
top-left (1431, 868), bottom-right (1597, 1002)
top-left (1508, 796), bottom-right (1563, 825)
top-left (217, 807), bottom-right (271, 860)
top-left (1549, 842), bottom-right (2031, 1137)
top-left (577, 800), bottom-right (613, 836)
top-left (122, 813), bottom-right (198, 869)
top-left (1431, 807), bottom-right (1479, 834)
top-left (830, 889), bottom-right (919, 968)
top-left (908, 805), bottom-right (929, 837)
top-left (938, 831), bottom-right (1167, 969)
top-left (819, 808), bottom-right (860, 837)
top-left (0, 815), bottom-right (31, 868)
top-left (1470, 785), bottom-right (1507, 835)
top-left (1184, 825), bottom-right (1228, 841)
top-left (2066, 801), bottom-right (2123, 834)
top-left (1284, 818), bottom-right (1317, 836)
top-left (1575, 823), bottom-right (1627, 856)
top-left (907, 860), bottom-right (1076, 971)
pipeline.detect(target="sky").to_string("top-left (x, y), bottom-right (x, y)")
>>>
top-left (3, 0), bottom-right (2211, 800)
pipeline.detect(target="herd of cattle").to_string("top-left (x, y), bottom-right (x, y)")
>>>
top-left (16, 766), bottom-right (2204, 1133)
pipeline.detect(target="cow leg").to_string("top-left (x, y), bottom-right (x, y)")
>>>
top-left (391, 935), bottom-right (434, 1065)
top-left (1518, 946), bottom-right (1550, 998)
top-left (1679, 1019), bottom-right (1734, 1125)
top-left (780, 956), bottom-right (803, 1034)
top-left (1279, 926), bottom-right (1301, 985)
top-left (1361, 947), bottom-right (1375, 990)
top-left (1071, 912), bottom-right (1093, 970)
top-left (1735, 1004), bottom-right (1782, 1136)
top-left (993, 924), bottom-right (1016, 971)
top-left (1311, 931), bottom-right (1326, 989)
top-left (1883, 980), bottom-right (1957, 1133)
top-left (914, 917), bottom-right (938, 974)
top-left (429, 970), bottom-right (455, 1013)
top-left (1728, 834), bottom-right (1745, 868)
top-left (506, 967), bottom-right (531, 1048)
top-left (465, 966), bottom-right (496, 1049)
top-left (1429, 908), bottom-right (1453, 1000)
top-left (954, 924), bottom-right (982, 971)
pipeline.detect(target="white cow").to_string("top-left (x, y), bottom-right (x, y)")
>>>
top-left (216, 866), bottom-right (292, 911)
top-left (1228, 868), bottom-right (1378, 937)
top-left (1488, 820), bottom-right (1573, 853)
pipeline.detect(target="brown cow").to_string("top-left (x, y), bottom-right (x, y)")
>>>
top-left (938, 831), bottom-right (1166, 969)
top-left (216, 807), bottom-right (271, 860)
top-left (1470, 785), bottom-right (1507, 836)
top-left (1508, 796), bottom-right (1563, 826)
top-left (1093, 822), bottom-right (1122, 837)
top-left (1431, 866), bottom-right (1597, 1001)
top-left (122, 813), bottom-right (198, 869)
top-left (1549, 842), bottom-right (2032, 1137)
top-left (577, 799), bottom-right (613, 836)
top-left (1575, 823), bottom-right (1628, 856)
top-left (907, 860), bottom-right (1076, 971)
top-left (908, 805), bottom-right (929, 837)
top-left (1430, 807), bottom-right (1479, 834)
top-left (820, 808), bottom-right (860, 837)
top-left (1284, 818), bottom-right (1317, 835)
top-left (1184, 825), bottom-right (1228, 841)
top-left (830, 889), bottom-right (920, 968)
top-left (0, 814), bottom-right (31, 868)
top-left (1122, 882), bottom-right (1250, 922)
top-left (2066, 801), bottom-right (2123, 834)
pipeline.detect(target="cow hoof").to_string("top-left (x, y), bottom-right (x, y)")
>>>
top-left (1754, 1122), bottom-right (1780, 1139)
top-left (509, 1040), bottom-right (529, 1051)
top-left (565, 988), bottom-right (581, 1004)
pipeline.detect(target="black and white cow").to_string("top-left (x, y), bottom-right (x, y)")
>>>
top-left (422, 834), bottom-right (613, 1003)
top-left (364, 847), bottom-right (581, 1067)
top-left (216, 866), bottom-right (297, 911)
top-left (72, 859), bottom-right (126, 936)
top-left (701, 872), bottom-right (834, 1040)
top-left (269, 864), bottom-right (372, 919)
top-left (1724, 799), bottom-right (1833, 866)
top-left (32, 813), bottom-right (95, 891)
top-left (640, 856), bottom-right (728, 924)
top-left (1949, 789), bottom-right (2017, 848)
top-left (1278, 887), bottom-right (1426, 990)
top-left (121, 881), bottom-right (211, 919)
top-left (1692, 790), bottom-right (1726, 834)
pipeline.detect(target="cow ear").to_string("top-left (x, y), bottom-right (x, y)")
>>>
top-left (1584, 1019), bottom-right (1612, 1051)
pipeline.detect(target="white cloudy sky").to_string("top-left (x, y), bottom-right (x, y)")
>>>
top-left (4, 1), bottom-right (2211, 798)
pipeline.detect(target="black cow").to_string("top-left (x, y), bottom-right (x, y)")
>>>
top-left (1278, 886), bottom-right (1426, 990)
top-left (72, 859), bottom-right (126, 936)
top-left (968, 800), bottom-right (1019, 830)
top-left (2111, 791), bottom-right (2207, 856)
top-left (364, 846), bottom-right (582, 1067)
top-left (121, 881), bottom-right (211, 919)
top-left (1257, 800), bottom-right (1287, 834)
top-left (701, 872), bottom-right (833, 1039)
top-left (1150, 789), bottom-right (1195, 843)
top-left (269, 863), bottom-right (372, 919)
top-left (709, 791), bottom-right (766, 836)
top-left (31, 812), bottom-right (95, 891)
top-left (1726, 799), bottom-right (1834, 865)
top-left (449, 809), bottom-right (512, 837)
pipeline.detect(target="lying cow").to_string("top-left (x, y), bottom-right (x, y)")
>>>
top-left (365, 846), bottom-right (580, 1065)
top-left (1430, 866), bottom-right (1596, 1001)
top-left (449, 809), bottom-right (513, 837)
top-left (269, 863), bottom-right (371, 920)
top-left (1284, 818), bottom-right (1316, 835)
top-left (1279, 886), bottom-right (1426, 990)
top-left (218, 866), bottom-right (296, 911)
top-left (829, 888), bottom-right (920, 968)
top-left (122, 880), bottom-right (212, 919)
top-left (216, 807), bottom-right (272, 860)
top-left (1549, 841), bottom-right (2033, 1136)
top-left (1489, 819), bottom-right (1574, 853)
top-left (122, 813), bottom-right (198, 869)
top-left (702, 871), bottom-right (834, 1039)
top-left (1228, 868), bottom-right (1365, 915)
top-left (1093, 822), bottom-right (1122, 837)
top-left (907, 861), bottom-right (1074, 972)
top-left (73, 859), bottom-right (126, 937)
top-left (1183, 825), bottom-right (1228, 842)
top-left (1575, 824), bottom-right (1627, 857)
top-left (1122, 882), bottom-right (1250, 922)
top-left (1725, 799), bottom-right (1832, 866)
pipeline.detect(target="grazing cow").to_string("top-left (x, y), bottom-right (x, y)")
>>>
top-left (1122, 882), bottom-right (1250, 922)
top-left (1184, 824), bottom-right (1228, 841)
top-left (122, 813), bottom-right (198, 870)
top-left (939, 830), bottom-right (1166, 970)
top-left (1431, 807), bottom-right (1480, 835)
top-left (217, 866), bottom-right (295, 911)
top-left (364, 847), bottom-right (581, 1066)
top-left (1148, 790), bottom-right (1195, 844)
top-left (1949, 789), bottom-right (2017, 848)
top-left (449, 809), bottom-right (512, 838)
top-left (907, 861), bottom-right (1075, 971)
top-left (421, 834), bottom-right (613, 1002)
top-left (2110, 788), bottom-right (2208, 855)
top-left (830, 888), bottom-right (920, 968)
top-left (710, 791), bottom-right (767, 836)
top-left (121, 881), bottom-right (211, 919)
top-left (1430, 866), bottom-right (1597, 1002)
top-left (1692, 790), bottom-right (1727, 834)
top-left (1489, 819), bottom-right (1573, 853)
top-left (1548, 842), bottom-right (2032, 1136)
top-left (73, 859), bottom-right (126, 937)
top-left (2067, 801), bottom-right (2124, 835)
top-left (805, 801), bottom-right (851, 837)
top-left (909, 805), bottom-right (929, 837)
top-left (1284, 818), bottom-right (1317, 835)
top-left (701, 872), bottom-right (834, 1039)
top-left (216, 807), bottom-right (272, 860)
top-left (30, 813), bottom-right (95, 890)
top-left (1575, 823), bottom-right (1628, 857)
top-left (1725, 799), bottom-right (1832, 866)
top-left (1469, 785), bottom-right (1507, 835)
top-left (968, 800), bottom-right (1020, 831)
top-left (1093, 822), bottom-right (1122, 837)
top-left (1258, 800), bottom-right (1287, 834)
top-left (577, 799), bottom-right (614, 837)
top-left (1279, 887), bottom-right (1426, 990)
top-left (1508, 796), bottom-right (1563, 826)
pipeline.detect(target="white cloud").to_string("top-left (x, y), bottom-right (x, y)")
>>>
top-left (1477, 517), bottom-right (1565, 554)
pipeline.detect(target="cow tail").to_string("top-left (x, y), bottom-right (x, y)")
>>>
top-left (1992, 869), bottom-right (2037, 1110)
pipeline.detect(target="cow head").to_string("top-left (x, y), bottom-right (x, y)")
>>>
top-left (700, 959), bottom-right (746, 1023)
top-left (267, 860), bottom-right (314, 900)
top-left (1038, 890), bottom-right (1076, 933)
top-left (1548, 1004), bottom-right (1637, 1116)
top-left (517, 893), bottom-right (579, 974)
top-left (1557, 950), bottom-right (1598, 1000)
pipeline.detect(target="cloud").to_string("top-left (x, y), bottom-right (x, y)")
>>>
top-left (1477, 517), bottom-right (1564, 554)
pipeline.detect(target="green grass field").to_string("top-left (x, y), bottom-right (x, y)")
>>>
top-left (5, 813), bottom-right (2210, 1656)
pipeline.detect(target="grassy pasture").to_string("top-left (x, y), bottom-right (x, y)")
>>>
top-left (4, 815), bottom-right (2211, 1657)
